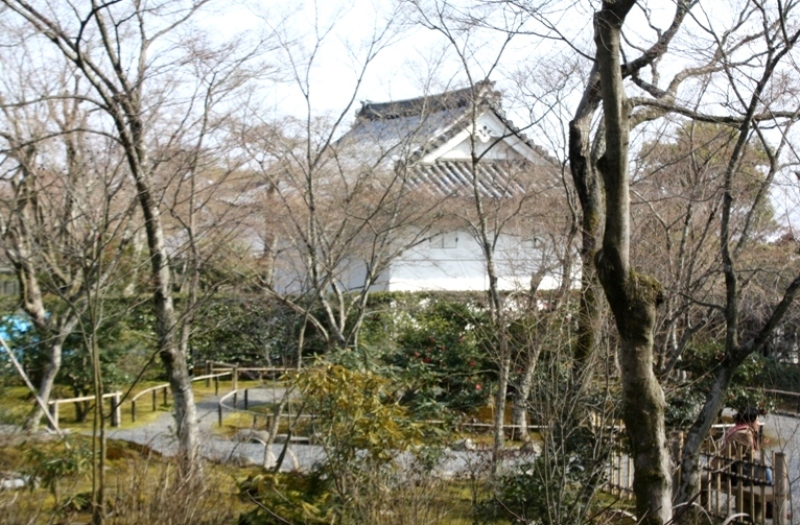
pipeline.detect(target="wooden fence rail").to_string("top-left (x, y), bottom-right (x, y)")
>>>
top-left (130, 364), bottom-right (290, 423)
top-left (47, 391), bottom-right (121, 430)
top-left (760, 388), bottom-right (800, 415)
top-left (129, 371), bottom-right (232, 422)
top-left (195, 361), bottom-right (290, 389)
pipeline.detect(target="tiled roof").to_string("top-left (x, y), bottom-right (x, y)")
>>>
top-left (355, 80), bottom-right (500, 121)
top-left (408, 161), bottom-right (523, 198)
top-left (334, 81), bottom-right (560, 194)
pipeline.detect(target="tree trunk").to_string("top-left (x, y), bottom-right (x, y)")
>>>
top-left (511, 347), bottom-right (539, 443)
top-left (568, 67), bottom-right (604, 380)
top-left (132, 142), bottom-right (199, 474)
top-left (593, 3), bottom-right (672, 523)
top-left (492, 349), bottom-right (510, 457)
top-left (23, 340), bottom-right (63, 430)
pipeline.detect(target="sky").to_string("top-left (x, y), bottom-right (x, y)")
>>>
top-left (199, 0), bottom-right (586, 121)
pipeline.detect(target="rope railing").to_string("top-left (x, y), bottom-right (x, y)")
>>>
top-left (216, 383), bottom-right (310, 436)
top-left (129, 362), bottom-right (291, 423)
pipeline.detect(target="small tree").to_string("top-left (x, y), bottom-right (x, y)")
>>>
top-left (295, 364), bottom-right (424, 523)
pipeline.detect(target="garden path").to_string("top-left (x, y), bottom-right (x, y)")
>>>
top-left (102, 388), bottom-right (800, 516)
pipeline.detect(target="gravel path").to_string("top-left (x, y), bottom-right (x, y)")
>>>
top-left (101, 387), bottom-right (510, 476)
top-left (104, 387), bottom-right (329, 471)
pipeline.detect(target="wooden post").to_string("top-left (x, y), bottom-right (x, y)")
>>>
top-left (726, 443), bottom-right (733, 516)
top-left (206, 361), bottom-right (212, 387)
top-left (163, 385), bottom-right (168, 406)
top-left (244, 389), bottom-right (249, 410)
top-left (233, 365), bottom-right (239, 391)
top-left (110, 392), bottom-right (121, 427)
top-left (233, 392), bottom-right (238, 409)
top-left (735, 447), bottom-right (744, 514)
top-left (713, 454), bottom-right (721, 514)
top-left (775, 452), bottom-right (788, 525)
top-left (152, 389), bottom-right (157, 411)
top-left (131, 400), bottom-right (136, 423)
top-left (214, 375), bottom-right (219, 396)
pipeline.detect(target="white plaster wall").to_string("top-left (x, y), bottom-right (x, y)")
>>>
top-left (379, 230), bottom-right (565, 292)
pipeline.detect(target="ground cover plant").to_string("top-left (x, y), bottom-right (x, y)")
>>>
top-left (0, 433), bottom-right (252, 525)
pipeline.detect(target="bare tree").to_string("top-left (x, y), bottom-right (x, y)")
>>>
top-left (661, 2), bottom-right (800, 504)
top-left (0, 29), bottom-right (143, 522)
top-left (237, 3), bottom-right (454, 364)
top-left (0, 35), bottom-right (138, 431)
top-left (408, 2), bottom-right (575, 473)
top-left (0, 0), bottom-right (268, 473)
top-left (517, 1), bottom-right (800, 520)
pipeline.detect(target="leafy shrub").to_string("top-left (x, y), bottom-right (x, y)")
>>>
top-left (382, 297), bottom-right (492, 416)
top-left (755, 357), bottom-right (800, 392)
top-left (23, 440), bottom-right (91, 505)
top-left (238, 471), bottom-right (333, 524)
top-left (188, 297), bottom-right (300, 366)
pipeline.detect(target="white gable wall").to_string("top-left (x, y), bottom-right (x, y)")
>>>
top-left (421, 112), bottom-right (540, 164)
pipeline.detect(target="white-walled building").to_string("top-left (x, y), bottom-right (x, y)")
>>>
top-left (271, 81), bottom-right (575, 294)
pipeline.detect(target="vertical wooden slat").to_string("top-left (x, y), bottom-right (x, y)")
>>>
top-left (759, 448), bottom-right (766, 524)
top-left (726, 443), bottom-right (733, 516)
top-left (713, 455), bottom-right (720, 515)
top-left (775, 452), bottom-right (787, 525)
top-left (735, 447), bottom-right (744, 515)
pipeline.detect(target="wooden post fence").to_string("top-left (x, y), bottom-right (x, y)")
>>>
top-left (47, 391), bottom-right (123, 430)
top-left (608, 433), bottom-right (791, 525)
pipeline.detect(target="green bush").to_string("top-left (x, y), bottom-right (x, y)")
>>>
top-left (380, 297), bottom-right (492, 417)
